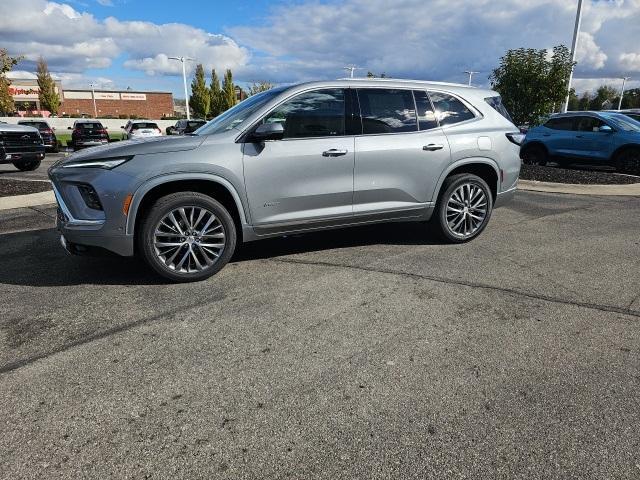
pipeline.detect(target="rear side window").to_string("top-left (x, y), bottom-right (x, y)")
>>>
top-left (429, 92), bottom-right (475, 126)
top-left (357, 89), bottom-right (417, 134)
top-left (484, 96), bottom-right (513, 123)
top-left (263, 89), bottom-right (345, 139)
top-left (413, 90), bottom-right (438, 131)
top-left (544, 117), bottom-right (574, 131)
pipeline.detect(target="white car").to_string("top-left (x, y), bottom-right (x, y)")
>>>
top-left (122, 121), bottom-right (162, 140)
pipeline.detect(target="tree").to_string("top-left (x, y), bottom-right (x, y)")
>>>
top-left (221, 69), bottom-right (236, 111)
top-left (588, 85), bottom-right (617, 110)
top-left (36, 57), bottom-right (60, 115)
top-left (578, 92), bottom-right (591, 111)
top-left (0, 49), bottom-right (22, 115)
top-left (489, 45), bottom-right (575, 125)
top-left (209, 69), bottom-right (223, 117)
top-left (248, 81), bottom-right (274, 96)
top-left (567, 89), bottom-right (579, 112)
top-left (189, 64), bottom-right (210, 119)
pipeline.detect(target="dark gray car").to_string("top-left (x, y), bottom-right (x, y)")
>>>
top-left (49, 79), bottom-right (521, 282)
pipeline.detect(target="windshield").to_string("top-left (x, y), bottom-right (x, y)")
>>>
top-left (607, 114), bottom-right (640, 133)
top-left (196, 86), bottom-right (287, 135)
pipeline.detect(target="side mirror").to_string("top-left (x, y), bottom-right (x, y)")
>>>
top-left (250, 122), bottom-right (284, 142)
top-left (67, 126), bottom-right (72, 130)
top-left (599, 125), bottom-right (613, 133)
top-left (120, 125), bottom-right (125, 129)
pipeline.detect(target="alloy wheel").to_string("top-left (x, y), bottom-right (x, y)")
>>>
top-left (445, 183), bottom-right (488, 238)
top-left (153, 206), bottom-right (226, 274)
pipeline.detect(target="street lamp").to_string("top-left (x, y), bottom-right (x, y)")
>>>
top-left (343, 65), bottom-right (360, 78)
top-left (618, 76), bottom-right (631, 110)
top-left (464, 71), bottom-right (479, 86)
top-left (89, 83), bottom-right (98, 118)
top-left (169, 56), bottom-right (194, 120)
top-left (563, 0), bottom-right (584, 113)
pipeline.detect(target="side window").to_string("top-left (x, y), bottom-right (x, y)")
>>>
top-left (574, 116), bottom-right (605, 132)
top-left (262, 89), bottom-right (345, 139)
top-left (428, 91), bottom-right (475, 126)
top-left (413, 90), bottom-right (438, 131)
top-left (544, 117), bottom-right (574, 131)
top-left (357, 89), bottom-right (417, 134)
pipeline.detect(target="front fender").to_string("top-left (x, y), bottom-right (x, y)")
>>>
top-left (125, 172), bottom-right (249, 235)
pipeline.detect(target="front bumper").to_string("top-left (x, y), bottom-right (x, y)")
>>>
top-left (50, 171), bottom-right (136, 257)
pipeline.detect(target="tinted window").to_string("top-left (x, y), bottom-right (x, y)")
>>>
top-left (544, 117), bottom-right (574, 131)
top-left (574, 116), bottom-right (605, 132)
top-left (413, 90), bottom-right (438, 131)
top-left (263, 89), bottom-right (345, 139)
top-left (429, 92), bottom-right (475, 126)
top-left (19, 121), bottom-right (48, 129)
top-left (484, 96), bottom-right (513, 123)
top-left (76, 122), bottom-right (103, 130)
top-left (357, 89), bottom-right (417, 134)
top-left (131, 122), bottom-right (159, 130)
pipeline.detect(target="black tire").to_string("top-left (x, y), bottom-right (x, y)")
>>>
top-left (13, 159), bottom-right (41, 171)
top-left (615, 149), bottom-right (640, 175)
top-left (138, 192), bottom-right (237, 282)
top-left (429, 173), bottom-right (493, 243)
top-left (521, 144), bottom-right (548, 166)
top-left (52, 142), bottom-right (60, 154)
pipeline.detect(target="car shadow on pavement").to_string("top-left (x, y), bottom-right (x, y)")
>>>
top-left (0, 222), bottom-right (441, 287)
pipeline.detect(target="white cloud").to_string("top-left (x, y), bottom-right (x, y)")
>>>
top-left (619, 52), bottom-right (640, 71)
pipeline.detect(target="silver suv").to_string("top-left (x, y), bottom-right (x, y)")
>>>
top-left (49, 79), bottom-right (521, 282)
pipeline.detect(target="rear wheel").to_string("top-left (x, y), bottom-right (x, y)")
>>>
top-left (430, 173), bottom-right (493, 243)
top-left (13, 159), bottom-right (41, 171)
top-left (521, 144), bottom-right (548, 166)
top-left (615, 149), bottom-right (640, 175)
top-left (138, 192), bottom-right (237, 282)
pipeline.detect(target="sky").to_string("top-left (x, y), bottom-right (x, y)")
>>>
top-left (1, 0), bottom-right (639, 98)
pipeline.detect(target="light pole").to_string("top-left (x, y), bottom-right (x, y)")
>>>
top-left (464, 71), bottom-right (479, 86)
top-left (89, 83), bottom-right (98, 118)
top-left (563, 0), bottom-right (584, 112)
top-left (169, 56), bottom-right (194, 120)
top-left (618, 76), bottom-right (631, 110)
top-left (343, 66), bottom-right (360, 78)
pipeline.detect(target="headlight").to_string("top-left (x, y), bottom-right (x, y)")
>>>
top-left (61, 156), bottom-right (133, 170)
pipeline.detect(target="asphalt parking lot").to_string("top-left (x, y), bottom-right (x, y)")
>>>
top-left (0, 152), bottom-right (63, 182)
top-left (1, 190), bottom-right (639, 479)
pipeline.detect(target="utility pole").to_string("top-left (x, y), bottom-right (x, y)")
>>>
top-left (343, 65), bottom-right (360, 78)
top-left (563, 0), bottom-right (584, 113)
top-left (169, 56), bottom-right (194, 120)
top-left (618, 76), bottom-right (631, 110)
top-left (464, 71), bottom-right (479, 86)
top-left (89, 83), bottom-right (98, 118)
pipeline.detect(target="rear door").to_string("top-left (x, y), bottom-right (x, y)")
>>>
top-left (353, 88), bottom-right (451, 216)
top-left (542, 117), bottom-right (576, 156)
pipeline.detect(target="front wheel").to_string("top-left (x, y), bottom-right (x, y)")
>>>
top-left (615, 149), bottom-right (640, 175)
top-left (138, 192), bottom-right (237, 282)
top-left (430, 174), bottom-right (493, 243)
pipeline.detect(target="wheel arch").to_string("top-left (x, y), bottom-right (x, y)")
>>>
top-left (609, 143), bottom-right (640, 163)
top-left (432, 158), bottom-right (500, 203)
top-left (126, 174), bottom-right (249, 241)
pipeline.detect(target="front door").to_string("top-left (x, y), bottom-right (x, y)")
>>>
top-left (572, 116), bottom-right (614, 161)
top-left (243, 88), bottom-right (354, 232)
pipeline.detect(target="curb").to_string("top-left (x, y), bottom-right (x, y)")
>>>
top-left (518, 179), bottom-right (640, 196)
top-left (0, 191), bottom-right (56, 211)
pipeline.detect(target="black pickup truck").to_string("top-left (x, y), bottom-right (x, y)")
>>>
top-left (0, 123), bottom-right (46, 171)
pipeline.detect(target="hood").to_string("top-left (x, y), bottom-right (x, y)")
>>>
top-left (0, 123), bottom-right (39, 133)
top-left (60, 134), bottom-right (206, 163)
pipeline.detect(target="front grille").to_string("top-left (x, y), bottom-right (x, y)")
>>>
top-left (0, 131), bottom-right (42, 148)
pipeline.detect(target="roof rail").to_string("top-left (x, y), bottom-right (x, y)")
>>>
top-left (337, 77), bottom-right (471, 88)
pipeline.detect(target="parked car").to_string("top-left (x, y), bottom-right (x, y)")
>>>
top-left (521, 111), bottom-right (640, 174)
top-left (122, 120), bottom-right (162, 140)
top-left (0, 123), bottom-right (45, 171)
top-left (166, 119), bottom-right (206, 135)
top-left (49, 79), bottom-right (521, 282)
top-left (18, 119), bottom-right (59, 152)
top-left (68, 119), bottom-right (109, 151)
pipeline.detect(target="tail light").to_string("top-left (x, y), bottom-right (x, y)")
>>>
top-left (506, 132), bottom-right (526, 146)
top-left (42, 129), bottom-right (53, 134)
top-left (73, 129), bottom-right (81, 135)
top-left (97, 129), bottom-right (108, 135)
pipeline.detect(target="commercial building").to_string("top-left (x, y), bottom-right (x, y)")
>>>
top-left (8, 78), bottom-right (174, 119)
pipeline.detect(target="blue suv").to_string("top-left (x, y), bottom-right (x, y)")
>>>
top-left (520, 111), bottom-right (640, 174)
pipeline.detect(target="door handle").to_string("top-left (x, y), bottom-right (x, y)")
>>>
top-left (576, 135), bottom-right (584, 138)
top-left (322, 149), bottom-right (348, 157)
top-left (423, 144), bottom-right (444, 151)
